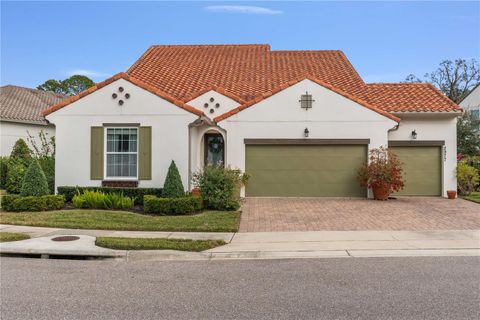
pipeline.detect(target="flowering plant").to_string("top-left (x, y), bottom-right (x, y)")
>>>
top-left (358, 147), bottom-right (405, 193)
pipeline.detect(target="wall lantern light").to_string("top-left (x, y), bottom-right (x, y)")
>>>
top-left (304, 127), bottom-right (309, 138)
top-left (411, 130), bottom-right (417, 140)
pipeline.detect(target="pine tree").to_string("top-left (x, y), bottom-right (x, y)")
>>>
top-left (20, 159), bottom-right (49, 196)
top-left (162, 161), bottom-right (185, 198)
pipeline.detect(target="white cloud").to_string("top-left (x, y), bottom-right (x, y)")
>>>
top-left (205, 5), bottom-right (283, 15)
top-left (67, 69), bottom-right (110, 78)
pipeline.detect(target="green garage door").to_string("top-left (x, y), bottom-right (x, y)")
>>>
top-left (390, 146), bottom-right (442, 196)
top-left (245, 145), bottom-right (367, 197)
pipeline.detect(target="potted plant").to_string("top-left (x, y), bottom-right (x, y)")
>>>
top-left (358, 147), bottom-right (405, 200)
top-left (446, 190), bottom-right (457, 199)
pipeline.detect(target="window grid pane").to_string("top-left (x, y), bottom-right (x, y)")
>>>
top-left (106, 128), bottom-right (138, 178)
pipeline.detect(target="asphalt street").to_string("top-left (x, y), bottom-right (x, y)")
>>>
top-left (1, 256), bottom-right (479, 320)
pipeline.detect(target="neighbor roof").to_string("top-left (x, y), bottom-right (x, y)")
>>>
top-left (1, 85), bottom-right (66, 124)
top-left (43, 44), bottom-right (461, 119)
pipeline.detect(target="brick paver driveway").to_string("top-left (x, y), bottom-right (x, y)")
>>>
top-left (239, 197), bottom-right (480, 232)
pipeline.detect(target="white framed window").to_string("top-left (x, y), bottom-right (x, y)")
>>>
top-left (105, 127), bottom-right (138, 179)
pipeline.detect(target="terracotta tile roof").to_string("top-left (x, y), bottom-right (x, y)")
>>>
top-left (42, 73), bottom-right (204, 117)
top-left (363, 83), bottom-right (461, 113)
top-left (127, 45), bottom-right (365, 102)
top-left (215, 77), bottom-right (401, 123)
top-left (44, 44), bottom-right (460, 119)
top-left (0, 85), bottom-right (66, 124)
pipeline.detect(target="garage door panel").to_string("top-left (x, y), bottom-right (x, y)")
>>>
top-left (390, 146), bottom-right (441, 196)
top-left (246, 145), bottom-right (366, 197)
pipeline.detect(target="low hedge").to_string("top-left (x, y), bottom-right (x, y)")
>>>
top-left (57, 186), bottom-right (162, 205)
top-left (2, 194), bottom-right (65, 212)
top-left (143, 195), bottom-right (203, 215)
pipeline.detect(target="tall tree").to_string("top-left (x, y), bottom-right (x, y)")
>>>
top-left (457, 111), bottom-right (480, 156)
top-left (37, 75), bottom-right (95, 96)
top-left (404, 59), bottom-right (479, 103)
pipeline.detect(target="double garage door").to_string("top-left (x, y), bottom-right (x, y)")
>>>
top-left (245, 143), bottom-right (367, 197)
top-left (245, 142), bottom-right (442, 197)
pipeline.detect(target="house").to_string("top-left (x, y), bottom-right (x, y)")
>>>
top-left (0, 85), bottom-right (64, 156)
top-left (43, 44), bottom-right (461, 198)
top-left (459, 83), bottom-right (480, 132)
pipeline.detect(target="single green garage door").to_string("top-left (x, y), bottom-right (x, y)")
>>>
top-left (390, 146), bottom-right (442, 196)
top-left (245, 144), bottom-right (367, 197)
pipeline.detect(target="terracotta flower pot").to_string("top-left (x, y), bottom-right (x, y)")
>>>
top-left (191, 187), bottom-right (201, 196)
top-left (372, 185), bottom-right (390, 201)
top-left (447, 190), bottom-right (456, 200)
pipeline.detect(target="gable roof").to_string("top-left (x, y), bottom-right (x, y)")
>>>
top-left (43, 44), bottom-right (461, 119)
top-left (0, 85), bottom-right (66, 124)
top-left (127, 44), bottom-right (366, 102)
top-left (362, 83), bottom-right (461, 113)
top-left (42, 73), bottom-right (204, 117)
top-left (215, 77), bottom-right (401, 123)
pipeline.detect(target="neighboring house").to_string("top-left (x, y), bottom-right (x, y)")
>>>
top-left (459, 83), bottom-right (480, 132)
top-left (0, 85), bottom-right (65, 156)
top-left (43, 44), bottom-right (461, 197)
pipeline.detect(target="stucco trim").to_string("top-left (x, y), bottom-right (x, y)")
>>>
top-left (0, 119), bottom-right (52, 126)
top-left (102, 123), bottom-right (140, 127)
top-left (215, 77), bottom-right (400, 123)
top-left (244, 139), bottom-right (371, 145)
top-left (42, 73), bottom-right (205, 117)
top-left (388, 140), bottom-right (445, 147)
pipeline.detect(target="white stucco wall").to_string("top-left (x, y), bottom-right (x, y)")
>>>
top-left (218, 79), bottom-right (398, 196)
top-left (460, 85), bottom-right (480, 111)
top-left (187, 90), bottom-right (240, 121)
top-left (0, 121), bottom-right (55, 156)
top-left (388, 115), bottom-right (458, 196)
top-left (46, 78), bottom-right (198, 191)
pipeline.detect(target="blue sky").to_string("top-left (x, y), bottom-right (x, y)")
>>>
top-left (1, 1), bottom-right (479, 88)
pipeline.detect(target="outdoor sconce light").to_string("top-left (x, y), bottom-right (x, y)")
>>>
top-left (304, 127), bottom-right (309, 138)
top-left (411, 130), bottom-right (417, 140)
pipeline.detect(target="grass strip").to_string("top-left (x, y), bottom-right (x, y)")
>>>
top-left (0, 232), bottom-right (30, 242)
top-left (95, 237), bottom-right (225, 251)
top-left (0, 210), bottom-right (240, 232)
top-left (463, 192), bottom-right (480, 204)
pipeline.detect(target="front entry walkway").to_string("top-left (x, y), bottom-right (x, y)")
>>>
top-left (239, 197), bottom-right (480, 232)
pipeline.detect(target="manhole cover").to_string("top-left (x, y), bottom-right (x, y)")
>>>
top-left (51, 236), bottom-right (80, 242)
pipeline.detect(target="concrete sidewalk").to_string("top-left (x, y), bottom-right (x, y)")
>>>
top-left (1, 224), bottom-right (479, 261)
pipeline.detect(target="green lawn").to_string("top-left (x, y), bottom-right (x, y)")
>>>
top-left (0, 232), bottom-right (30, 242)
top-left (96, 237), bottom-right (225, 251)
top-left (0, 209), bottom-right (240, 232)
top-left (463, 192), bottom-right (480, 204)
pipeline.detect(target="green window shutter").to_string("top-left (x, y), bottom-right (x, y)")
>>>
top-left (90, 127), bottom-right (104, 180)
top-left (139, 126), bottom-right (152, 180)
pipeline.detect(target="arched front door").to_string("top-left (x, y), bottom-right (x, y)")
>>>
top-left (204, 133), bottom-right (225, 166)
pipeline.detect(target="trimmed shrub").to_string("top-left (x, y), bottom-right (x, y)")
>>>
top-left (192, 165), bottom-right (247, 211)
top-left (20, 159), bottom-right (49, 196)
top-left (57, 186), bottom-right (162, 205)
top-left (2, 194), bottom-right (65, 212)
top-left (5, 159), bottom-right (28, 194)
top-left (37, 156), bottom-right (55, 194)
top-left (144, 195), bottom-right (170, 214)
top-left (162, 160), bottom-right (185, 198)
top-left (1, 194), bottom-right (21, 211)
top-left (10, 139), bottom-right (31, 160)
top-left (0, 157), bottom-right (8, 189)
top-left (143, 195), bottom-right (203, 215)
top-left (457, 162), bottom-right (479, 195)
top-left (72, 190), bottom-right (134, 210)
